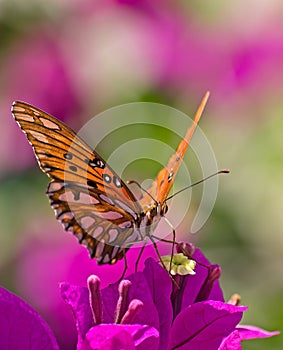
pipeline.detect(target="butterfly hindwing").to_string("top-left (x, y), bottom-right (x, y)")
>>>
top-left (47, 181), bottom-right (139, 264)
top-left (12, 101), bottom-right (142, 263)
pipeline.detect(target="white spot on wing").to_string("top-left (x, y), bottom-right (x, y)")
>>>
top-left (30, 130), bottom-right (49, 143)
top-left (125, 229), bottom-right (141, 244)
top-left (108, 229), bottom-right (119, 243)
top-left (60, 212), bottom-right (74, 220)
top-left (91, 226), bottom-right (104, 238)
top-left (40, 117), bottom-right (60, 130)
top-left (80, 192), bottom-right (100, 205)
top-left (118, 221), bottom-right (132, 228)
top-left (32, 110), bottom-right (41, 116)
top-left (101, 254), bottom-right (110, 263)
top-left (115, 200), bottom-right (137, 220)
top-left (96, 211), bottom-right (123, 220)
top-left (12, 105), bottom-right (26, 113)
top-left (58, 191), bottom-right (75, 202)
top-left (100, 194), bottom-right (114, 205)
top-left (104, 174), bottom-right (111, 182)
top-left (49, 182), bottom-right (64, 192)
top-left (76, 232), bottom-right (83, 241)
top-left (15, 113), bottom-right (35, 122)
top-left (66, 226), bottom-right (74, 233)
top-left (80, 216), bottom-right (95, 230)
top-left (95, 240), bottom-right (106, 259)
top-left (81, 238), bottom-right (87, 245)
top-left (111, 246), bottom-right (120, 258)
top-left (114, 177), bottom-right (122, 188)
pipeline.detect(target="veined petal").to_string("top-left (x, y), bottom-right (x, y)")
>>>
top-left (219, 330), bottom-right (241, 350)
top-left (143, 258), bottom-right (173, 350)
top-left (0, 286), bottom-right (59, 350)
top-left (237, 324), bottom-right (280, 340)
top-left (60, 282), bottom-right (94, 344)
top-left (169, 300), bottom-right (247, 350)
top-left (102, 271), bottom-right (159, 329)
top-left (181, 247), bottom-right (224, 310)
top-left (80, 324), bottom-right (159, 350)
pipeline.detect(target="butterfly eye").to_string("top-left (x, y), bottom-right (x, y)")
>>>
top-left (160, 203), bottom-right (168, 216)
top-left (163, 204), bottom-right (168, 215)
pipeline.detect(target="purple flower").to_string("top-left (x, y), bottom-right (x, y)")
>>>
top-left (0, 286), bottom-right (59, 350)
top-left (16, 229), bottom-right (159, 349)
top-left (0, 31), bottom-right (81, 173)
top-left (60, 245), bottom-right (279, 349)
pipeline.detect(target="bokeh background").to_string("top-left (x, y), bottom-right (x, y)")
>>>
top-left (0, 0), bottom-right (282, 349)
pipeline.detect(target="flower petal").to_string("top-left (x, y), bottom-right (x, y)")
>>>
top-left (237, 325), bottom-right (280, 340)
top-left (143, 258), bottom-right (173, 349)
top-left (181, 247), bottom-right (224, 309)
top-left (101, 271), bottom-right (159, 330)
top-left (219, 325), bottom-right (280, 349)
top-left (60, 282), bottom-right (94, 344)
top-left (80, 324), bottom-right (159, 350)
top-left (0, 286), bottom-right (59, 350)
top-left (219, 330), bottom-right (241, 350)
top-left (169, 300), bottom-right (247, 350)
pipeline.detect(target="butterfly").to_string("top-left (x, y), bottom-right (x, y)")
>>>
top-left (12, 92), bottom-right (210, 266)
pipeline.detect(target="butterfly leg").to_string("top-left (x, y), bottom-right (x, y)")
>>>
top-left (148, 235), bottom-right (179, 287)
top-left (152, 235), bottom-right (187, 255)
top-left (119, 249), bottom-right (128, 281)
top-left (164, 217), bottom-right (176, 275)
top-left (135, 241), bottom-right (147, 272)
top-left (152, 236), bottom-right (209, 269)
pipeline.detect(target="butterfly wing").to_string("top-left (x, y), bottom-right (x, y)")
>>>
top-left (139, 92), bottom-right (210, 208)
top-left (12, 101), bottom-right (142, 264)
top-left (47, 181), bottom-right (141, 264)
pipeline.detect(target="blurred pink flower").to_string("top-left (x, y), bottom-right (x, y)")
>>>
top-left (67, 0), bottom-right (283, 115)
top-left (0, 31), bottom-right (81, 174)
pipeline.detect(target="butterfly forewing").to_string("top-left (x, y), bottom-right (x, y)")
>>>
top-left (12, 101), bottom-right (142, 264)
top-left (47, 181), bottom-right (139, 264)
top-left (12, 102), bottom-right (139, 204)
top-left (139, 92), bottom-right (210, 208)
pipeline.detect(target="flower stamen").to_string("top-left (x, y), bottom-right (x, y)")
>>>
top-left (87, 275), bottom-right (102, 325)
top-left (195, 264), bottom-right (221, 302)
top-left (121, 299), bottom-right (143, 324)
top-left (115, 280), bottom-right (131, 324)
top-left (228, 293), bottom-right (241, 306)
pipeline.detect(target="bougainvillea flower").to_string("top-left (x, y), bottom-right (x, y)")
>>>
top-left (0, 31), bottom-right (81, 173)
top-left (16, 230), bottom-right (159, 349)
top-left (0, 286), bottom-right (59, 350)
top-left (61, 244), bottom-right (279, 349)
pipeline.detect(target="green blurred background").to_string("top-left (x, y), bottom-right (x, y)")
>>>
top-left (0, 1), bottom-right (282, 349)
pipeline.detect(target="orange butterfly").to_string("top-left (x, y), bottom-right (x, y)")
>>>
top-left (12, 92), bottom-right (210, 266)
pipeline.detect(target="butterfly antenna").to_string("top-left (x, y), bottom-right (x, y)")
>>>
top-left (127, 180), bottom-right (157, 204)
top-left (166, 169), bottom-right (230, 201)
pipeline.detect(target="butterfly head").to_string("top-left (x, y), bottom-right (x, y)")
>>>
top-left (158, 201), bottom-right (168, 216)
top-left (146, 201), bottom-right (168, 223)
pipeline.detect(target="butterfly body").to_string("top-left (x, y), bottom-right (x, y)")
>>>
top-left (12, 93), bottom-right (209, 265)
